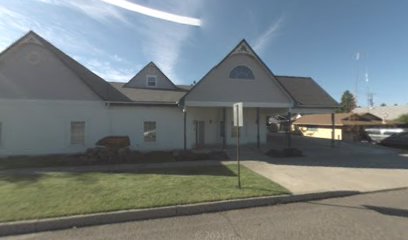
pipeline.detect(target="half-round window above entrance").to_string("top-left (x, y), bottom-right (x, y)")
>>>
top-left (229, 65), bottom-right (255, 80)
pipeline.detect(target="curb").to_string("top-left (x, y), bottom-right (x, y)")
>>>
top-left (0, 191), bottom-right (359, 237)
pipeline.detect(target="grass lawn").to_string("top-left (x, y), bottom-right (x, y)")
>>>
top-left (0, 164), bottom-right (289, 222)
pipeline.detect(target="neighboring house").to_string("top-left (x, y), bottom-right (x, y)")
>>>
top-left (293, 112), bottom-right (393, 141)
top-left (353, 105), bottom-right (408, 122)
top-left (0, 31), bottom-right (338, 156)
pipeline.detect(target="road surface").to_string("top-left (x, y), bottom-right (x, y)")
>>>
top-left (4, 188), bottom-right (408, 240)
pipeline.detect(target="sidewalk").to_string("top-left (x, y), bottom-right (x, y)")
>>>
top-left (227, 137), bottom-right (408, 194)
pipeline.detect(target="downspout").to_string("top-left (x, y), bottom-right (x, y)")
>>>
top-left (183, 107), bottom-right (187, 151)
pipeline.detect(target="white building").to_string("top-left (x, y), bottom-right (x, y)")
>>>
top-left (0, 31), bottom-right (338, 156)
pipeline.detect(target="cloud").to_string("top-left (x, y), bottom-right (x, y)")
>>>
top-left (1, 1), bottom-right (203, 85)
top-left (100, 0), bottom-right (201, 26)
top-left (0, 4), bottom-right (134, 82)
top-left (0, 5), bottom-right (39, 50)
top-left (74, 56), bottom-right (137, 82)
top-left (33, 0), bottom-right (203, 83)
top-left (133, 1), bottom-right (203, 83)
top-left (253, 16), bottom-right (284, 53)
top-left (35, 0), bottom-right (130, 25)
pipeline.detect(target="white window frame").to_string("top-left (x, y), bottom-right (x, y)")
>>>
top-left (143, 121), bottom-right (157, 143)
top-left (229, 65), bottom-right (255, 80)
top-left (146, 75), bottom-right (157, 88)
top-left (70, 121), bottom-right (86, 145)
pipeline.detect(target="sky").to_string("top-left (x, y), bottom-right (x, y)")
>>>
top-left (0, 0), bottom-right (407, 107)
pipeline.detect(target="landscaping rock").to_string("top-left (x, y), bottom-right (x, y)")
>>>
top-left (96, 136), bottom-right (130, 149)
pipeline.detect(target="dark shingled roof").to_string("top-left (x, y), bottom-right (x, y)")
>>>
top-left (176, 85), bottom-right (193, 91)
top-left (26, 31), bottom-right (131, 102)
top-left (275, 76), bottom-right (339, 108)
top-left (110, 82), bottom-right (187, 105)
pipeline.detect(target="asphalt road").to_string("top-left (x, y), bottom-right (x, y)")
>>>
top-left (4, 189), bottom-right (408, 240)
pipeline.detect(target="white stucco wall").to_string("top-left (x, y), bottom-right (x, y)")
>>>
top-left (0, 99), bottom-right (111, 156)
top-left (109, 105), bottom-right (184, 151)
top-left (0, 98), bottom-right (276, 156)
top-left (0, 99), bottom-right (188, 156)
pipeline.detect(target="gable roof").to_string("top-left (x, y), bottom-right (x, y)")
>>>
top-left (181, 39), bottom-right (338, 110)
top-left (294, 112), bottom-right (385, 126)
top-left (181, 39), bottom-right (294, 107)
top-left (176, 84), bottom-right (193, 91)
top-left (275, 76), bottom-right (339, 108)
top-left (0, 31), bottom-right (131, 102)
top-left (110, 82), bottom-right (187, 105)
top-left (124, 61), bottom-right (179, 90)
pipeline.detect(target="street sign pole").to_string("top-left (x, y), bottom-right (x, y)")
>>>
top-left (233, 102), bottom-right (243, 189)
top-left (236, 104), bottom-right (241, 189)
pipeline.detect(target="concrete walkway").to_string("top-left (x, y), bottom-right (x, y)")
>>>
top-left (233, 135), bottom-right (408, 194)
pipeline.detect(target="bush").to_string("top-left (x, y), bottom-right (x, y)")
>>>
top-left (396, 114), bottom-right (408, 124)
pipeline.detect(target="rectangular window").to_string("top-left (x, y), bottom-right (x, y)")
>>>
top-left (146, 75), bottom-right (157, 87)
top-left (71, 121), bottom-right (85, 145)
top-left (144, 121), bottom-right (157, 142)
top-left (307, 127), bottom-right (318, 132)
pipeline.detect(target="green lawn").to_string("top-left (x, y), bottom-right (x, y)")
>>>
top-left (0, 164), bottom-right (289, 222)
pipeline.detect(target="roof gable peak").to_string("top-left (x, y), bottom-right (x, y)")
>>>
top-left (124, 61), bottom-right (178, 90)
top-left (231, 39), bottom-right (256, 57)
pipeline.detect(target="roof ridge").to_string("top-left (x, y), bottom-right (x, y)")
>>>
top-left (124, 61), bottom-right (180, 90)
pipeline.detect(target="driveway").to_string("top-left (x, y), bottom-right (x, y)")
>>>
top-left (236, 135), bottom-right (408, 194)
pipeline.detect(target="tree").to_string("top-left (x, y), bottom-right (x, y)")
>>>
top-left (396, 114), bottom-right (408, 124)
top-left (337, 90), bottom-right (357, 113)
top-left (380, 103), bottom-right (387, 107)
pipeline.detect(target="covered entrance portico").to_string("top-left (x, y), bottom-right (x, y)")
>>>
top-left (181, 101), bottom-right (293, 150)
top-left (179, 40), bottom-right (339, 151)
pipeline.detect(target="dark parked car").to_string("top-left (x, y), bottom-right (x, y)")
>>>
top-left (380, 132), bottom-right (408, 149)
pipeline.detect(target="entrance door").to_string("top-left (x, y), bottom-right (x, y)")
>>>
top-left (195, 121), bottom-right (205, 148)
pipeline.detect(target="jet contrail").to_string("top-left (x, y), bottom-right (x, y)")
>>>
top-left (100, 0), bottom-right (201, 26)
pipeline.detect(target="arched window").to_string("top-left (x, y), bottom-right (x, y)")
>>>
top-left (229, 65), bottom-right (255, 79)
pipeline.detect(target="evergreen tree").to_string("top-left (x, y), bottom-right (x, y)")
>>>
top-left (396, 114), bottom-right (408, 124)
top-left (337, 90), bottom-right (357, 113)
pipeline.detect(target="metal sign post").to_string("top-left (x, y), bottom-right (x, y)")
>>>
top-left (233, 102), bottom-right (243, 189)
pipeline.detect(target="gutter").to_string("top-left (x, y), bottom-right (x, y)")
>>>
top-left (104, 101), bottom-right (178, 107)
